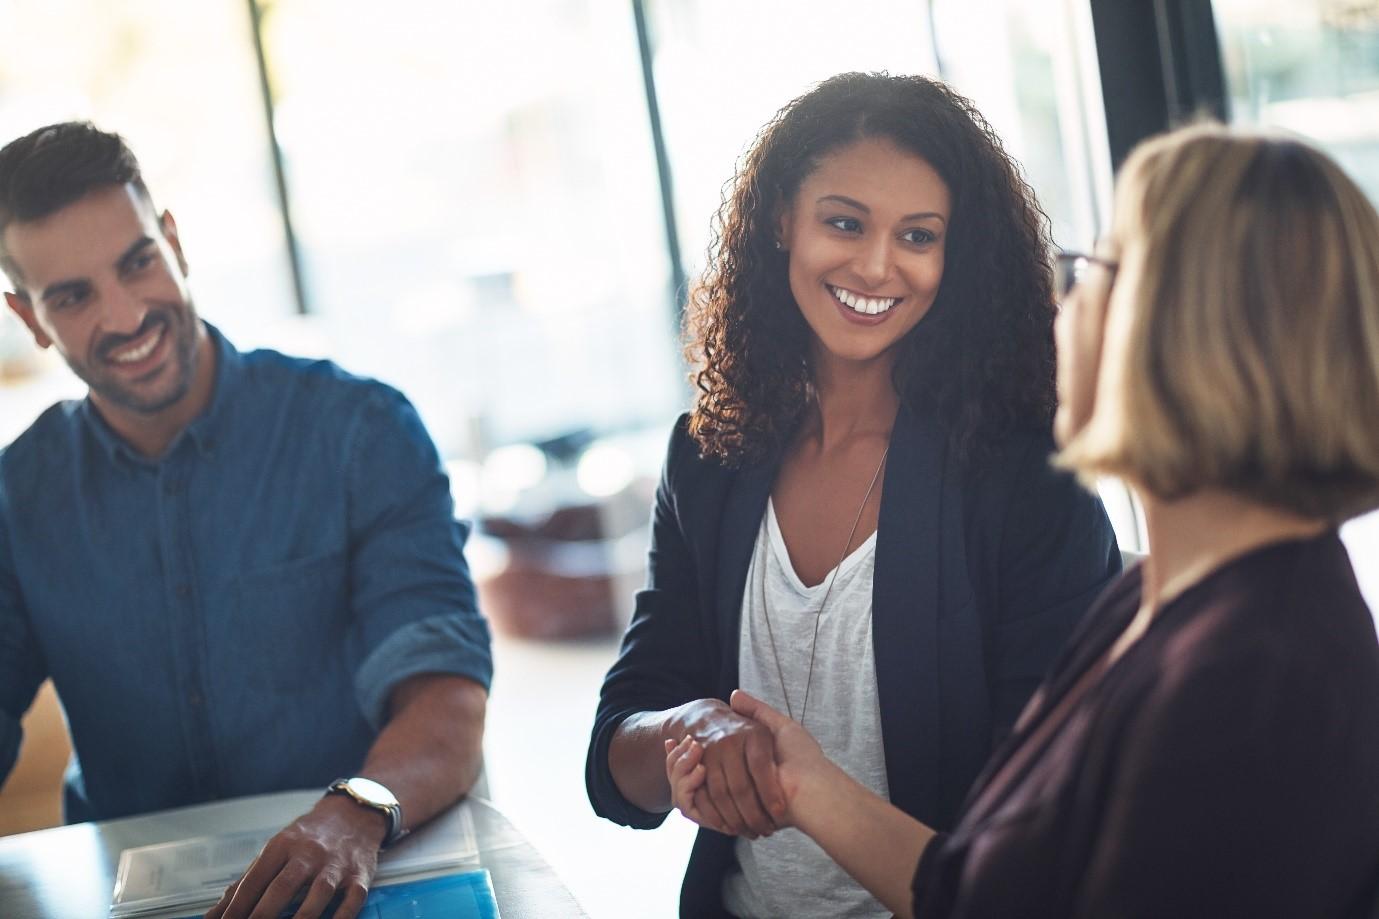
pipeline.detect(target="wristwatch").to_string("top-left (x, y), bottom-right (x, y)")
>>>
top-left (325, 777), bottom-right (406, 847)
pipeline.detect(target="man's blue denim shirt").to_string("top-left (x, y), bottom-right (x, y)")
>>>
top-left (0, 325), bottom-right (492, 822)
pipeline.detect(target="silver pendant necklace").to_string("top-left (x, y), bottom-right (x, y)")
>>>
top-left (760, 444), bottom-right (889, 729)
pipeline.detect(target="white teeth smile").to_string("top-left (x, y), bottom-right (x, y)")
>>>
top-left (828, 284), bottom-right (899, 316)
top-left (109, 327), bottom-right (163, 364)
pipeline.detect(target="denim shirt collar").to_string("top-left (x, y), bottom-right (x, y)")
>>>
top-left (78, 321), bottom-right (241, 468)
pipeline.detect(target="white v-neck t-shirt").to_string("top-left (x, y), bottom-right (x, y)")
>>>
top-left (722, 499), bottom-right (891, 919)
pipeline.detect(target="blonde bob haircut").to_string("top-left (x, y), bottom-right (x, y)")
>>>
top-left (1058, 123), bottom-right (1379, 521)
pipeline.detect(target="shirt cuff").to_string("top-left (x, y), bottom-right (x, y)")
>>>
top-left (355, 612), bottom-right (493, 730)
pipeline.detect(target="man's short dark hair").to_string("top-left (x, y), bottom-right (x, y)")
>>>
top-left (0, 121), bottom-right (150, 287)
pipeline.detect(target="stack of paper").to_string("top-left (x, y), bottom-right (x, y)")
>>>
top-left (110, 806), bottom-right (479, 919)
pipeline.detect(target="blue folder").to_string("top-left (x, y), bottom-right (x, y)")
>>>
top-left (352, 871), bottom-right (498, 919)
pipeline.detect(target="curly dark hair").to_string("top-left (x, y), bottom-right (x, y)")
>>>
top-left (686, 72), bottom-right (1057, 466)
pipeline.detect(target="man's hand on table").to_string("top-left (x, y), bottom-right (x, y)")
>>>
top-left (205, 793), bottom-right (387, 919)
top-left (203, 674), bottom-right (486, 918)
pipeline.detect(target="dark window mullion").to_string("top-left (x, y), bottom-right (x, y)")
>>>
top-left (632, 0), bottom-right (688, 330)
top-left (1090, 0), bottom-right (1228, 171)
top-left (247, 0), bottom-right (310, 316)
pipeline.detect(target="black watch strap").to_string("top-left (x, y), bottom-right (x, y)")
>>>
top-left (325, 777), bottom-right (406, 847)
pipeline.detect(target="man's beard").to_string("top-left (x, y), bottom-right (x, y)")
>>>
top-left (72, 301), bottom-right (200, 415)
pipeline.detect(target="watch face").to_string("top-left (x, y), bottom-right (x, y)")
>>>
top-left (344, 777), bottom-right (398, 808)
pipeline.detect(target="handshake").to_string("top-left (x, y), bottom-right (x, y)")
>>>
top-left (662, 690), bottom-right (828, 839)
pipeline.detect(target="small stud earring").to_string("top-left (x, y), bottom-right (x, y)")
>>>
top-left (774, 240), bottom-right (783, 250)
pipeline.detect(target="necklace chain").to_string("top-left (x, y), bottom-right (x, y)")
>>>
top-left (760, 445), bottom-right (889, 728)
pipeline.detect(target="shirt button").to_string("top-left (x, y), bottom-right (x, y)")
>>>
top-left (163, 480), bottom-right (181, 496)
top-left (188, 690), bottom-right (204, 708)
top-left (176, 583), bottom-right (192, 600)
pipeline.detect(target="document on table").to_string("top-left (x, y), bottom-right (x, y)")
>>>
top-left (109, 805), bottom-right (479, 918)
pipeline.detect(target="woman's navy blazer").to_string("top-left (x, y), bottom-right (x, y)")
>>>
top-left (586, 407), bottom-right (1121, 917)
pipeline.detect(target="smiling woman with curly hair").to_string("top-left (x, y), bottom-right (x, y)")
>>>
top-left (588, 72), bottom-right (1120, 918)
top-left (687, 71), bottom-right (1057, 466)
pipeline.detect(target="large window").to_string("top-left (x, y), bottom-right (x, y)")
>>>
top-left (0, 1), bottom-right (684, 467)
top-left (257, 0), bottom-right (682, 458)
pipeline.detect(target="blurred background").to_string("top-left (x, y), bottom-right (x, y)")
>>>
top-left (1, 1), bottom-right (1377, 916)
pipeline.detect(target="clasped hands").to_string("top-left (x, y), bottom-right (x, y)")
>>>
top-left (664, 690), bottom-right (825, 838)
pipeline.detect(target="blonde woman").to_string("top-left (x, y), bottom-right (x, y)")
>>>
top-left (669, 123), bottom-right (1379, 918)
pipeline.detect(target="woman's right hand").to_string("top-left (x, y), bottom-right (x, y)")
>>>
top-left (665, 698), bottom-right (787, 839)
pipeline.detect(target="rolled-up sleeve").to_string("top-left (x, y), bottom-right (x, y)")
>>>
top-left (0, 491), bottom-right (46, 783)
top-left (344, 387), bottom-right (492, 730)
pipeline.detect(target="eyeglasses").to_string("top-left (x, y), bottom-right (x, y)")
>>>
top-left (1054, 252), bottom-right (1119, 300)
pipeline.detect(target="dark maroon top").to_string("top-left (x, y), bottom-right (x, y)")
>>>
top-left (912, 532), bottom-right (1379, 918)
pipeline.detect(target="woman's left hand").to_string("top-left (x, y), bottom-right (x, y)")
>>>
top-left (664, 736), bottom-right (724, 830)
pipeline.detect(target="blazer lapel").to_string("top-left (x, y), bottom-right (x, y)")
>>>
top-left (713, 457), bottom-right (775, 697)
top-left (873, 407), bottom-right (946, 824)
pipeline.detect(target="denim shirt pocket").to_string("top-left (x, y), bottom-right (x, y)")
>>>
top-left (232, 550), bottom-right (349, 691)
